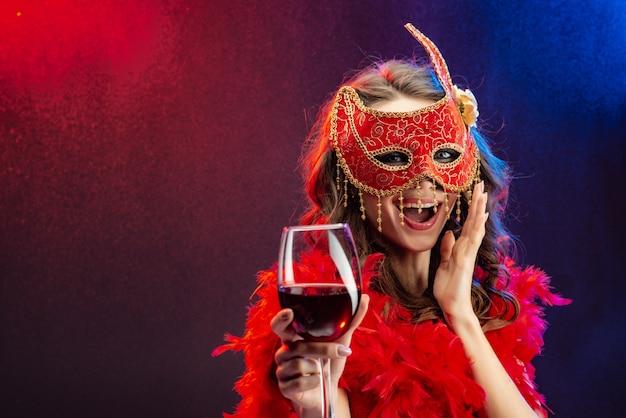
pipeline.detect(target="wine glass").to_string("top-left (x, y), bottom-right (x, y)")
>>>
top-left (278, 223), bottom-right (362, 418)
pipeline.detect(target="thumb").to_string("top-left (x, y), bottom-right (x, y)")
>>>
top-left (270, 308), bottom-right (301, 344)
top-left (439, 230), bottom-right (455, 266)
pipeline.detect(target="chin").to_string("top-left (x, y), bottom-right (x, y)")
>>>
top-left (382, 226), bottom-right (442, 253)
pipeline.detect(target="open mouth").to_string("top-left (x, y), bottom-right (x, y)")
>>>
top-left (397, 202), bottom-right (439, 225)
top-left (398, 203), bottom-right (437, 223)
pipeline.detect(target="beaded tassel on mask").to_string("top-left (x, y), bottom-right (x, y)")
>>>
top-left (417, 185), bottom-right (422, 214)
top-left (469, 154), bottom-right (482, 207)
top-left (376, 195), bottom-right (382, 232)
top-left (399, 190), bottom-right (405, 226)
top-left (336, 162), bottom-right (349, 208)
top-left (359, 189), bottom-right (366, 220)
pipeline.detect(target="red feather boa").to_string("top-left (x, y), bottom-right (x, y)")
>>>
top-left (214, 255), bottom-right (570, 417)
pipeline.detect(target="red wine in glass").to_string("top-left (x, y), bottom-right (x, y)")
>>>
top-left (278, 284), bottom-right (361, 342)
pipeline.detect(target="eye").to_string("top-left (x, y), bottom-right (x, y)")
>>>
top-left (433, 148), bottom-right (461, 163)
top-left (374, 151), bottom-right (410, 166)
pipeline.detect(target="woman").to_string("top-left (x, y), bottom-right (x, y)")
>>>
top-left (215, 24), bottom-right (569, 417)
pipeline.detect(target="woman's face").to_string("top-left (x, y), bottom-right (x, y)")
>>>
top-left (362, 95), bottom-right (454, 253)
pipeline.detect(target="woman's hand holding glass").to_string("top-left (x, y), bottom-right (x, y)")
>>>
top-left (271, 295), bottom-right (369, 415)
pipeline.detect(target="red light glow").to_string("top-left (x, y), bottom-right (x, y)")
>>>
top-left (0, 1), bottom-right (162, 86)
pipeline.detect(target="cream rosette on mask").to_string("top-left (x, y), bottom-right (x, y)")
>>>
top-left (452, 86), bottom-right (479, 128)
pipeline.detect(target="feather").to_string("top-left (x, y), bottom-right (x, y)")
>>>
top-left (214, 255), bottom-right (570, 417)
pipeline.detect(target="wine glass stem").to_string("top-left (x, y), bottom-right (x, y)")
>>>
top-left (320, 358), bottom-right (335, 418)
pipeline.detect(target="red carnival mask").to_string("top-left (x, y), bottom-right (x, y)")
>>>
top-left (330, 24), bottom-right (481, 200)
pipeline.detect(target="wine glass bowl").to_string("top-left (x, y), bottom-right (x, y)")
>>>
top-left (278, 223), bottom-right (362, 341)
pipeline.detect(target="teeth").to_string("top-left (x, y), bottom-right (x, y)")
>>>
top-left (404, 202), bottom-right (435, 209)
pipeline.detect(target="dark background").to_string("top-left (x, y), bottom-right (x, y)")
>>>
top-left (1, 0), bottom-right (624, 417)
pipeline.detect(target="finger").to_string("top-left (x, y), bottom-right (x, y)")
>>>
top-left (270, 308), bottom-right (300, 343)
top-left (439, 230), bottom-right (455, 265)
top-left (463, 182), bottom-right (488, 242)
top-left (276, 356), bottom-right (320, 381)
top-left (469, 192), bottom-right (488, 239)
top-left (279, 373), bottom-right (321, 398)
top-left (467, 182), bottom-right (486, 222)
top-left (275, 339), bottom-right (354, 365)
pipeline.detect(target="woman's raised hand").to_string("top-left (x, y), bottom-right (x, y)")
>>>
top-left (271, 294), bottom-right (369, 413)
top-left (434, 181), bottom-right (489, 331)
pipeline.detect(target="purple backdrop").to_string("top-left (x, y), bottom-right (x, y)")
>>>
top-left (1, 0), bottom-right (624, 416)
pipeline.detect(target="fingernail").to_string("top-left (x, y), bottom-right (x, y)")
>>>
top-left (280, 310), bottom-right (290, 321)
top-left (338, 345), bottom-right (352, 357)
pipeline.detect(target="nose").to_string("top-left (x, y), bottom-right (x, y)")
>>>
top-left (414, 178), bottom-right (438, 193)
top-left (397, 179), bottom-right (440, 202)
